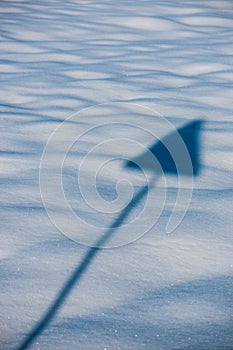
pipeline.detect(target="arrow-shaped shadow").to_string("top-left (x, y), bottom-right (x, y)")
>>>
top-left (16, 119), bottom-right (202, 350)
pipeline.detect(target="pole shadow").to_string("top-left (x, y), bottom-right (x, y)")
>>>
top-left (16, 119), bottom-right (202, 350)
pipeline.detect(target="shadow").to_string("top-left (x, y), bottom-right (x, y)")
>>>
top-left (16, 120), bottom-right (202, 350)
top-left (126, 120), bottom-right (202, 176)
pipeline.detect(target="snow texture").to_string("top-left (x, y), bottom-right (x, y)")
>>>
top-left (1, 0), bottom-right (233, 349)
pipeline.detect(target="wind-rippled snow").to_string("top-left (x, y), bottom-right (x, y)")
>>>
top-left (1, 1), bottom-right (233, 349)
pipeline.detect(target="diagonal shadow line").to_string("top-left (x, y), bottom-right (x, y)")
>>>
top-left (17, 120), bottom-right (202, 349)
top-left (16, 184), bottom-right (149, 350)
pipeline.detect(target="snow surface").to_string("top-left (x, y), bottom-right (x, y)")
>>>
top-left (1, 0), bottom-right (233, 349)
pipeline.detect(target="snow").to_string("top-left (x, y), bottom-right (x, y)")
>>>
top-left (1, 0), bottom-right (233, 349)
